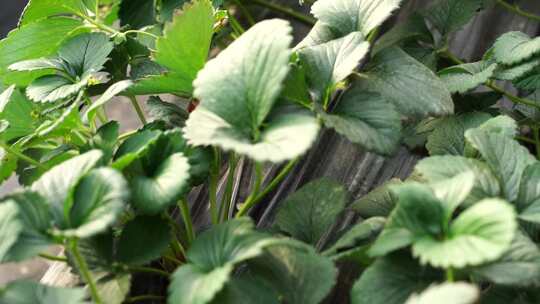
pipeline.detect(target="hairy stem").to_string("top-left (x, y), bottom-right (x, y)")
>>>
top-left (446, 268), bottom-right (455, 282)
top-left (38, 252), bottom-right (68, 262)
top-left (178, 199), bottom-right (195, 245)
top-left (70, 240), bottom-right (103, 304)
top-left (220, 154), bottom-right (238, 222)
top-left (209, 148), bottom-right (221, 225)
top-left (534, 127), bottom-right (540, 159)
top-left (495, 0), bottom-right (540, 22)
top-left (128, 95), bottom-right (147, 125)
top-left (244, 0), bottom-right (316, 26)
top-left (235, 162), bottom-right (265, 217)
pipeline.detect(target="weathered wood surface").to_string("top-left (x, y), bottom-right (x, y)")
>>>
top-left (15, 0), bottom-right (539, 301)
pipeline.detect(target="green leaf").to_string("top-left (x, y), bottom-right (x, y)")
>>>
top-left (405, 282), bottom-right (480, 304)
top-left (132, 0), bottom-right (214, 95)
top-left (84, 80), bottom-right (133, 123)
top-left (192, 19), bottom-right (292, 137)
top-left (466, 115), bottom-right (517, 139)
top-left (373, 13), bottom-right (433, 55)
top-left (349, 179), bottom-right (402, 217)
top-left (311, 0), bottom-right (403, 37)
top-left (0, 146), bottom-right (17, 183)
top-left (26, 75), bottom-right (82, 103)
top-left (31, 150), bottom-right (103, 222)
top-left (95, 273), bottom-right (131, 304)
top-left (298, 32), bottom-right (369, 101)
top-left (116, 215), bottom-right (171, 265)
top-left (210, 275), bottom-right (279, 304)
top-left (168, 219), bottom-right (279, 304)
top-left (20, 0), bottom-right (90, 25)
top-left (354, 47), bottom-right (454, 118)
top-left (275, 179), bottom-right (347, 245)
top-left (248, 243), bottom-right (337, 304)
top-left (426, 112), bottom-right (491, 156)
top-left (62, 167), bottom-right (129, 238)
top-left (35, 99), bottom-right (84, 137)
top-left (160, 0), bottom-right (188, 22)
top-left (492, 57), bottom-right (540, 81)
top-left (465, 128), bottom-right (536, 202)
top-left (438, 62), bottom-right (497, 93)
top-left (369, 183), bottom-right (445, 257)
top-left (351, 254), bottom-right (439, 304)
top-left (131, 152), bottom-right (190, 214)
top-left (296, 22), bottom-right (337, 49)
top-left (57, 32), bottom-right (114, 76)
top-left (184, 106), bottom-right (319, 163)
top-left (0, 86), bottom-right (36, 142)
top-left (0, 280), bottom-right (86, 304)
top-left (323, 217), bottom-right (386, 262)
top-left (112, 129), bottom-right (162, 170)
top-left (0, 201), bottom-right (23, 262)
top-left (421, 0), bottom-right (486, 36)
top-left (321, 89), bottom-right (401, 155)
top-left (415, 156), bottom-right (501, 205)
top-left (0, 17), bottom-right (85, 86)
top-left (413, 198), bottom-right (516, 268)
top-left (146, 96), bottom-right (189, 128)
top-left (118, 0), bottom-right (157, 29)
top-left (472, 231), bottom-right (540, 287)
top-left (517, 162), bottom-right (540, 224)
top-left (515, 68), bottom-right (540, 90)
top-left (493, 32), bottom-right (540, 65)
top-left (84, 121), bottom-right (119, 161)
top-left (8, 58), bottom-right (65, 72)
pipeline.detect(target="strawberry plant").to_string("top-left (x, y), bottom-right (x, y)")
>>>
top-left (1, 0), bottom-right (540, 303)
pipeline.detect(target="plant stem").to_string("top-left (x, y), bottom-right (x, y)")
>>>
top-left (125, 295), bottom-right (165, 303)
top-left (232, 0), bottom-right (256, 26)
top-left (533, 127), bottom-right (540, 159)
top-left (77, 12), bottom-right (118, 34)
top-left (446, 268), bottom-right (455, 282)
top-left (245, 0), bottom-right (316, 26)
top-left (228, 12), bottom-right (246, 35)
top-left (39, 252), bottom-right (68, 262)
top-left (495, 0), bottom-right (540, 22)
top-left (235, 162), bottom-right (264, 217)
top-left (220, 154), bottom-right (238, 222)
top-left (70, 240), bottom-right (103, 304)
top-left (127, 266), bottom-right (169, 277)
top-left (236, 158), bottom-right (298, 217)
top-left (119, 129), bottom-right (138, 141)
top-left (209, 148), bottom-right (220, 225)
top-left (124, 30), bottom-right (159, 40)
top-left (128, 95), bottom-right (147, 125)
top-left (367, 27), bottom-right (380, 44)
top-left (0, 142), bottom-right (48, 170)
top-left (95, 0), bottom-right (100, 21)
top-left (178, 199), bottom-right (195, 245)
top-left (516, 135), bottom-right (536, 144)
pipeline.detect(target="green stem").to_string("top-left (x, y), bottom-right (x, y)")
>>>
top-left (70, 240), bottom-right (103, 304)
top-left (228, 12), bottom-right (246, 35)
top-left (119, 129), bottom-right (138, 141)
top-left (220, 154), bottom-right (238, 222)
top-left (127, 266), bottom-right (169, 277)
top-left (245, 0), bottom-right (316, 26)
top-left (77, 12), bottom-right (118, 34)
top-left (0, 142), bottom-right (48, 170)
top-left (533, 127), bottom-right (540, 159)
top-left (125, 295), bottom-right (165, 303)
top-left (209, 148), bottom-right (220, 225)
top-left (367, 27), bottom-right (380, 44)
top-left (446, 268), bottom-right (455, 282)
top-left (39, 253), bottom-right (67, 262)
top-left (124, 30), bottom-right (159, 40)
top-left (232, 0), bottom-right (256, 26)
top-left (178, 199), bottom-right (195, 245)
top-left (95, 0), bottom-right (100, 21)
top-left (235, 162), bottom-right (264, 217)
top-left (236, 158), bottom-right (298, 217)
top-left (516, 135), bottom-right (536, 144)
top-left (495, 0), bottom-right (540, 22)
top-left (128, 95), bottom-right (147, 125)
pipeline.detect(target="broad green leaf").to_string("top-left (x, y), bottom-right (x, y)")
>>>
top-left (438, 62), bottom-right (497, 93)
top-left (349, 179), bottom-right (402, 217)
top-left (351, 254), bottom-right (439, 304)
top-left (465, 128), bottom-right (536, 202)
top-left (517, 162), bottom-right (540, 223)
top-left (426, 112), bottom-right (491, 156)
top-left (492, 57), bottom-right (540, 81)
top-left (112, 129), bottom-right (162, 170)
top-left (160, 0), bottom-right (189, 22)
top-left (210, 275), bottom-right (279, 304)
top-left (493, 32), bottom-right (540, 65)
top-left (413, 198), bottom-right (516, 268)
top-left (280, 62), bottom-right (311, 107)
top-left (20, 0), bottom-right (90, 25)
top-left (8, 58), bottom-right (65, 72)
top-left (321, 89), bottom-right (401, 155)
top-left (515, 69), bottom-right (540, 90)
top-left (415, 156), bottom-right (501, 205)
top-left (311, 0), bottom-right (403, 37)
top-left (0, 201), bottom-right (23, 262)
top-left (184, 106), bottom-right (319, 163)
top-left (0, 17), bottom-right (85, 86)
top-left (355, 47), bottom-right (454, 118)
top-left (84, 121), bottom-right (119, 161)
top-left (95, 273), bottom-right (131, 304)
top-left (0, 146), bottom-right (17, 183)
top-left (298, 32), bottom-right (369, 101)
top-left (61, 167), bottom-right (129, 238)
top-left (0, 86), bottom-right (36, 142)
top-left (248, 243), bottom-right (337, 304)
top-left (84, 80), bottom-right (133, 123)
top-left (117, 215), bottom-right (171, 265)
top-left (0, 281), bottom-right (86, 304)
top-left (168, 219), bottom-right (278, 304)
top-left (369, 183), bottom-right (445, 257)
top-left (132, 0), bottom-right (214, 95)
top-left (405, 282), bottom-right (480, 304)
top-left (373, 13), bottom-right (433, 55)
top-left (118, 0), bottom-right (157, 29)
top-left (430, 171), bottom-right (475, 220)
top-left (472, 231), bottom-right (540, 287)
top-left (131, 152), bottom-right (190, 214)
top-left (468, 115), bottom-right (517, 139)
top-left (421, 0), bottom-right (486, 36)
top-left (296, 21), bottom-right (337, 49)
top-left (275, 179), bottom-right (347, 245)
top-left (323, 217), bottom-right (386, 262)
top-left (192, 19), bottom-right (292, 137)
top-left (146, 96), bottom-right (189, 128)
top-left (35, 99), bottom-right (84, 137)
top-left (57, 32), bottom-right (114, 76)
top-left (26, 75), bottom-right (87, 103)
top-left (31, 150), bottom-right (103, 222)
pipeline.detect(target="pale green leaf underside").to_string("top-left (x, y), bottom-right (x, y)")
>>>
top-left (0, 201), bottom-right (23, 262)
top-left (84, 80), bottom-right (133, 123)
top-left (0, 280), bottom-right (87, 304)
top-left (405, 282), bottom-right (480, 304)
top-left (438, 61), bottom-right (497, 93)
top-left (184, 107), bottom-right (319, 163)
top-left (493, 31), bottom-right (540, 65)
